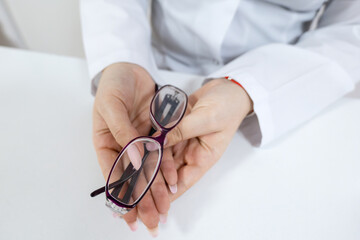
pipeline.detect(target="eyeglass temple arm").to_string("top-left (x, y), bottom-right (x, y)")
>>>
top-left (119, 151), bottom-right (150, 204)
top-left (90, 163), bottom-right (135, 197)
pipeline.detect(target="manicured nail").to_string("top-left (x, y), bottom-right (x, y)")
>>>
top-left (148, 227), bottom-right (159, 238)
top-left (128, 221), bottom-right (138, 232)
top-left (169, 184), bottom-right (177, 194)
top-left (164, 137), bottom-right (168, 146)
top-left (159, 214), bottom-right (167, 224)
top-left (127, 144), bottom-right (142, 170)
top-left (146, 142), bottom-right (159, 151)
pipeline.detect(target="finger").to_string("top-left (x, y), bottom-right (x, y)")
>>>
top-left (98, 96), bottom-right (140, 149)
top-left (160, 148), bottom-right (178, 194)
top-left (170, 138), bottom-right (211, 202)
top-left (97, 97), bottom-right (141, 168)
top-left (96, 147), bottom-right (120, 180)
top-left (172, 140), bottom-right (188, 169)
top-left (169, 164), bottom-right (199, 202)
top-left (137, 191), bottom-right (160, 236)
top-left (148, 171), bottom-right (170, 222)
top-left (122, 208), bottom-right (139, 232)
top-left (93, 110), bottom-right (121, 179)
top-left (144, 151), bottom-right (170, 221)
top-left (169, 163), bottom-right (203, 202)
top-left (93, 109), bottom-right (121, 152)
top-left (165, 106), bottom-right (218, 147)
top-left (130, 151), bottom-right (161, 235)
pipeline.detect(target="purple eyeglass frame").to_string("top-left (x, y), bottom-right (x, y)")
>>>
top-left (92, 84), bottom-right (188, 215)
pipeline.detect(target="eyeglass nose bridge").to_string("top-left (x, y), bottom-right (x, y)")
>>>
top-left (153, 128), bottom-right (169, 146)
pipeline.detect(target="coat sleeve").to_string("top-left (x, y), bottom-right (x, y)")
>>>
top-left (80, 0), bottom-right (161, 94)
top-left (207, 0), bottom-right (360, 146)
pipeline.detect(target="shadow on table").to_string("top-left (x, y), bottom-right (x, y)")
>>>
top-left (346, 82), bottom-right (360, 99)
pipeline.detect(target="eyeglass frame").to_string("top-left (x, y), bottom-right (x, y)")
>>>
top-left (91, 84), bottom-right (188, 215)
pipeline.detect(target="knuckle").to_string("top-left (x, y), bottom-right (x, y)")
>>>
top-left (137, 199), bottom-right (153, 214)
top-left (161, 167), bottom-right (176, 185)
top-left (113, 128), bottom-right (125, 146)
top-left (151, 182), bottom-right (168, 198)
top-left (161, 161), bottom-right (173, 172)
top-left (171, 126), bottom-right (184, 143)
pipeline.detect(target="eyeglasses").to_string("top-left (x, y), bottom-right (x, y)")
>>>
top-left (90, 85), bottom-right (188, 215)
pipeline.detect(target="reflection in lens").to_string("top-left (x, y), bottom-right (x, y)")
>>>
top-left (151, 86), bottom-right (187, 129)
top-left (107, 138), bottom-right (161, 205)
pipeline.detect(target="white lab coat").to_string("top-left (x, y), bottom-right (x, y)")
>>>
top-left (80, 0), bottom-right (360, 146)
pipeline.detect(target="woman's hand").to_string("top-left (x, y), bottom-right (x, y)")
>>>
top-left (165, 78), bottom-right (253, 200)
top-left (93, 62), bottom-right (177, 235)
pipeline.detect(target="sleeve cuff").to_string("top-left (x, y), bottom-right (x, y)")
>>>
top-left (205, 43), bottom-right (355, 147)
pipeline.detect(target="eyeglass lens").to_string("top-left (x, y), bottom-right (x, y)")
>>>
top-left (151, 86), bottom-right (187, 129)
top-left (107, 139), bottom-right (161, 205)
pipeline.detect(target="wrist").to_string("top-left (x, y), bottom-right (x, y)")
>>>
top-left (219, 78), bottom-right (254, 117)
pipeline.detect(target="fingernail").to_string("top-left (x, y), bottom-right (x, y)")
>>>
top-left (159, 214), bottom-right (167, 224)
top-left (146, 142), bottom-right (158, 151)
top-left (164, 137), bottom-right (168, 146)
top-left (128, 221), bottom-right (138, 232)
top-left (127, 144), bottom-right (142, 170)
top-left (169, 184), bottom-right (177, 194)
top-left (148, 227), bottom-right (159, 238)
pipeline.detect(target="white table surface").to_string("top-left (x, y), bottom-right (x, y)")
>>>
top-left (0, 46), bottom-right (360, 240)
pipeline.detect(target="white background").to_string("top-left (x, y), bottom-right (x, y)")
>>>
top-left (4, 0), bottom-right (84, 57)
top-left (1, 2), bottom-right (360, 238)
top-left (0, 47), bottom-right (360, 240)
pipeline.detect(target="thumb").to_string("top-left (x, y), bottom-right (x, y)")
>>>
top-left (100, 98), bottom-right (142, 169)
top-left (165, 107), bottom-right (216, 147)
